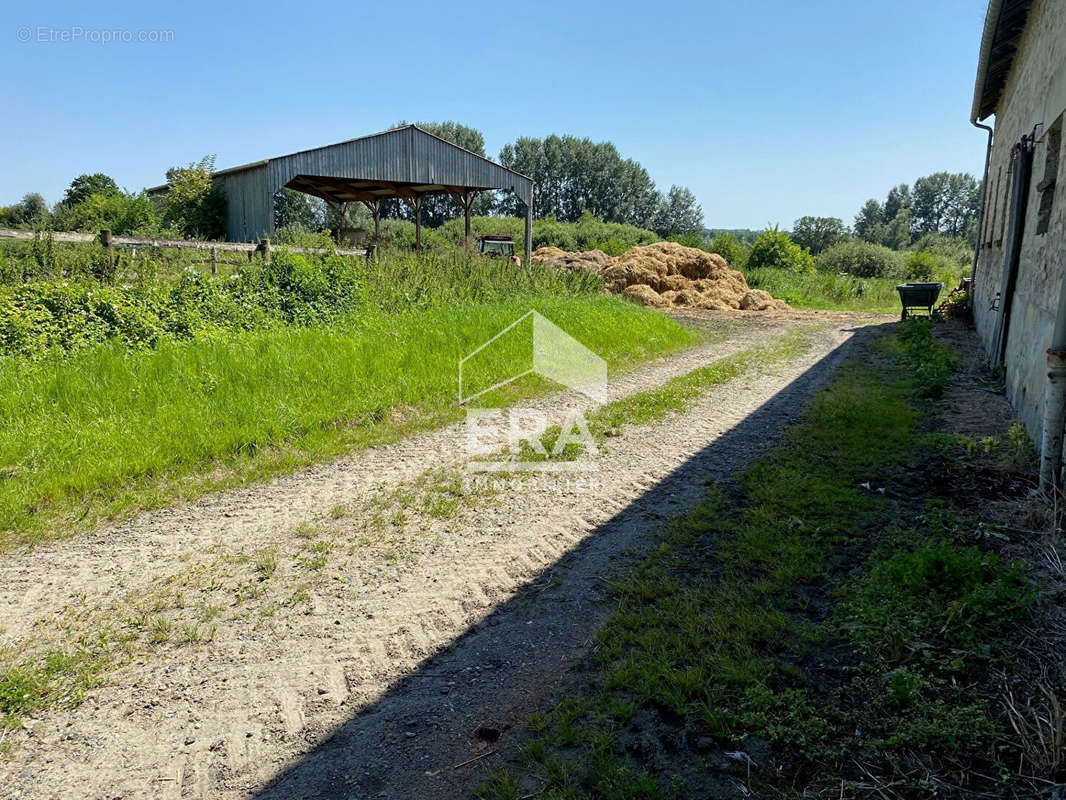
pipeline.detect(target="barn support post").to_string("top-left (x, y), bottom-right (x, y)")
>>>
top-left (523, 198), bottom-right (533, 264)
top-left (450, 190), bottom-right (478, 250)
top-left (361, 199), bottom-right (382, 240)
top-left (404, 195), bottom-right (425, 252)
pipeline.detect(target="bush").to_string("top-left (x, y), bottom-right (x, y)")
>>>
top-left (706, 232), bottom-right (748, 269)
top-left (50, 191), bottom-right (159, 236)
top-left (905, 250), bottom-right (938, 281)
top-left (909, 233), bottom-right (972, 268)
top-left (747, 227), bottom-right (814, 272)
top-left (0, 249), bottom-right (364, 359)
top-left (161, 156), bottom-right (226, 240)
top-left (816, 240), bottom-right (905, 278)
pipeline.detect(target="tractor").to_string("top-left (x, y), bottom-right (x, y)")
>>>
top-left (477, 235), bottom-right (521, 265)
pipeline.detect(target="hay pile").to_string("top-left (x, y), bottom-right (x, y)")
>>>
top-left (536, 241), bottom-right (789, 311)
top-left (531, 246), bottom-right (611, 273)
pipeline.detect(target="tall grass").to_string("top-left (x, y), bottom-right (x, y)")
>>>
top-left (743, 263), bottom-right (967, 313)
top-left (742, 267), bottom-right (901, 312)
top-left (0, 294), bottom-right (694, 549)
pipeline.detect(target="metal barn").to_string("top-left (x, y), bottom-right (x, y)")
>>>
top-left (149, 125), bottom-right (536, 258)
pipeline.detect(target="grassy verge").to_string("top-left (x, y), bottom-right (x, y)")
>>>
top-left (0, 294), bottom-right (696, 550)
top-left (590, 331), bottom-right (810, 432)
top-left (478, 320), bottom-right (1041, 799)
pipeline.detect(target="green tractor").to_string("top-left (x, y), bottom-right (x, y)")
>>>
top-left (477, 235), bottom-right (521, 265)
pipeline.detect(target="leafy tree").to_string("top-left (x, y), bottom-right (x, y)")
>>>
top-left (911, 172), bottom-right (980, 239)
top-left (161, 156), bottom-right (226, 239)
top-left (653, 185), bottom-right (703, 236)
top-left (883, 184), bottom-right (911, 222)
top-left (747, 227), bottom-right (814, 272)
top-left (274, 188), bottom-right (325, 231)
top-left (790, 216), bottom-right (848, 255)
top-left (19, 193), bottom-right (49, 226)
top-left (60, 173), bottom-right (119, 208)
top-left (853, 199), bottom-right (884, 243)
top-left (882, 208), bottom-right (912, 250)
top-left (0, 205), bottom-right (25, 227)
top-left (496, 134), bottom-right (664, 228)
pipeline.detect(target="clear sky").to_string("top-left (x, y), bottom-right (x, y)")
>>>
top-left (2, 0), bottom-right (989, 230)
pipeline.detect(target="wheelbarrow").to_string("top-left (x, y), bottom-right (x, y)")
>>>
top-left (896, 282), bottom-right (943, 320)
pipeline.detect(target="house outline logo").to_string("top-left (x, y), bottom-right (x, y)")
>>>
top-left (458, 310), bottom-right (608, 406)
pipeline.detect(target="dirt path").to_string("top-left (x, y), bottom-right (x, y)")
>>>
top-left (1, 312), bottom-right (888, 800)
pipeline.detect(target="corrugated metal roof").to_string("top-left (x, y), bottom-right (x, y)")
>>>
top-left (971, 0), bottom-right (1034, 121)
top-left (148, 125), bottom-right (531, 195)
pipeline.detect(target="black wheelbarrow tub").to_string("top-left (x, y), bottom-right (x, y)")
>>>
top-left (896, 282), bottom-right (943, 320)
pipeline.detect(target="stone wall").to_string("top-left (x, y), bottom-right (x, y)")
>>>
top-left (973, 0), bottom-right (1066, 441)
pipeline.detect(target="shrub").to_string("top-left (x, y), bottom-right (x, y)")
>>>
top-left (0, 248), bottom-right (606, 360)
top-left (161, 156), bottom-right (226, 240)
top-left (706, 232), bottom-right (748, 268)
top-left (273, 224), bottom-right (336, 249)
top-left (905, 250), bottom-right (938, 281)
top-left (747, 227), bottom-right (814, 272)
top-left (50, 191), bottom-right (159, 236)
top-left (910, 233), bottom-right (972, 268)
top-left (816, 240), bottom-right (904, 278)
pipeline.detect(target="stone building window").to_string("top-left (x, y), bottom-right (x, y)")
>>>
top-left (1036, 115), bottom-right (1062, 236)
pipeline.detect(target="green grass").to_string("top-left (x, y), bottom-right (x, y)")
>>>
top-left (0, 640), bottom-right (121, 730)
top-left (0, 294), bottom-right (695, 549)
top-left (742, 265), bottom-right (966, 313)
top-left (478, 320), bottom-right (1036, 799)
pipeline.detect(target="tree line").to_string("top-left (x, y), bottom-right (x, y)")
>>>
top-left (787, 172), bottom-right (982, 257)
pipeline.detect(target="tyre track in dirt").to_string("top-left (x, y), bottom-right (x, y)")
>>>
top-left (1, 313), bottom-right (888, 800)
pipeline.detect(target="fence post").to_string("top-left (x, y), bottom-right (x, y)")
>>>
top-left (210, 247), bottom-right (217, 276)
top-left (98, 229), bottom-right (114, 269)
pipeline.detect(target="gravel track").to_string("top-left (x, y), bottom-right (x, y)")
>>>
top-left (0, 312), bottom-right (888, 800)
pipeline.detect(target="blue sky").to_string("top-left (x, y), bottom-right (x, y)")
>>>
top-left (2, 0), bottom-right (988, 229)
